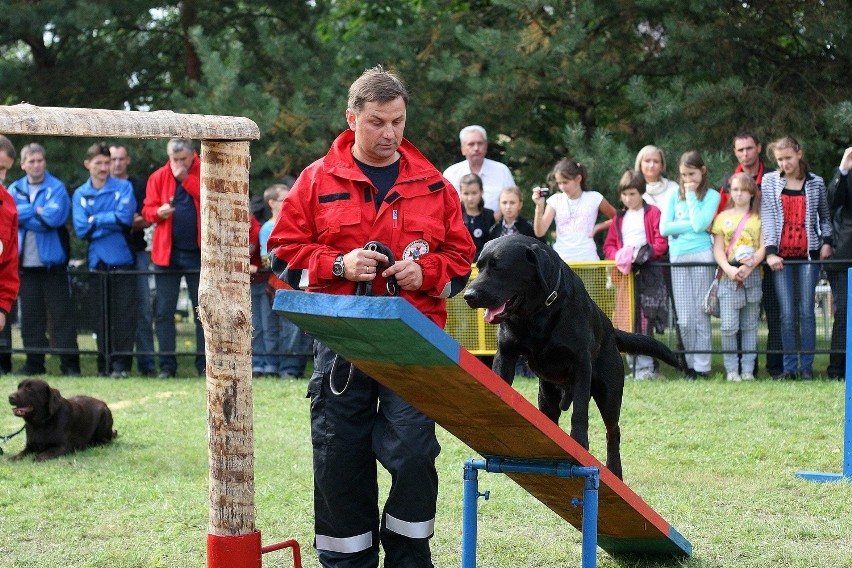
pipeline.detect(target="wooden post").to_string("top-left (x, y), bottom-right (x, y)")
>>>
top-left (198, 140), bottom-right (260, 564)
top-left (0, 104), bottom-right (265, 567)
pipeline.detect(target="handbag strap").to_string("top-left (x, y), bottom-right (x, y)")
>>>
top-left (717, 211), bottom-right (752, 280)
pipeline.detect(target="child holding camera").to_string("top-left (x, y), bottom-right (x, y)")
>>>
top-left (532, 158), bottom-right (615, 261)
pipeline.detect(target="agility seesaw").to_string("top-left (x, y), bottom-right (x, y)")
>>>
top-left (796, 267), bottom-right (852, 483)
top-left (274, 290), bottom-right (692, 566)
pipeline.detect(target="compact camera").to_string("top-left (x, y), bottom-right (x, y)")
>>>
top-left (537, 186), bottom-right (550, 197)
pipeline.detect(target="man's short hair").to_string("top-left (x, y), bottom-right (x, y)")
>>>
top-left (0, 135), bottom-right (16, 160)
top-left (167, 138), bottom-right (194, 155)
top-left (264, 183), bottom-right (288, 203)
top-left (109, 142), bottom-right (130, 154)
top-left (86, 142), bottom-right (111, 161)
top-left (347, 65), bottom-right (409, 114)
top-left (459, 125), bottom-right (487, 145)
top-left (20, 142), bottom-right (46, 161)
top-left (733, 131), bottom-right (761, 148)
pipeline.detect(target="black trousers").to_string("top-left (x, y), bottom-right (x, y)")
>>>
top-left (309, 343), bottom-right (439, 568)
top-left (94, 266), bottom-right (138, 374)
top-left (827, 264), bottom-right (849, 378)
top-left (762, 270), bottom-right (783, 376)
top-left (18, 267), bottom-right (80, 373)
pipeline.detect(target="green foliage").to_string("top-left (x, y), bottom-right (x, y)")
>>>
top-left (0, 0), bottom-right (849, 198)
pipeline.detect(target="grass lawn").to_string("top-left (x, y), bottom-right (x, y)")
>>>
top-left (1, 373), bottom-right (850, 567)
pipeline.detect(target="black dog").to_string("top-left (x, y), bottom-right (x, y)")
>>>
top-left (463, 235), bottom-right (680, 479)
top-left (8, 378), bottom-right (117, 461)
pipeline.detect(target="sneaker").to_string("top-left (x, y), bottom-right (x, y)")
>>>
top-left (110, 370), bottom-right (128, 379)
top-left (634, 368), bottom-right (658, 380)
top-left (800, 369), bottom-right (813, 381)
top-left (726, 371), bottom-right (741, 382)
top-left (740, 372), bottom-right (755, 381)
top-left (158, 369), bottom-right (176, 379)
top-left (63, 368), bottom-right (82, 377)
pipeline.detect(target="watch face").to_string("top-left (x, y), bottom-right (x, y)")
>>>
top-left (333, 256), bottom-right (345, 276)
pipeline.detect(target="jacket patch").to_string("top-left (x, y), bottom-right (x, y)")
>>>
top-left (384, 191), bottom-right (400, 204)
top-left (318, 192), bottom-right (351, 204)
top-left (427, 181), bottom-right (445, 192)
top-left (402, 239), bottom-right (429, 261)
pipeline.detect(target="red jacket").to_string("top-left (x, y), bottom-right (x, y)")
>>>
top-left (268, 130), bottom-right (475, 327)
top-left (0, 184), bottom-right (20, 315)
top-left (603, 204), bottom-right (668, 261)
top-left (141, 153), bottom-right (201, 266)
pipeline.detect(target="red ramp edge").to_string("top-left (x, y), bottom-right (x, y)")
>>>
top-left (273, 290), bottom-right (691, 558)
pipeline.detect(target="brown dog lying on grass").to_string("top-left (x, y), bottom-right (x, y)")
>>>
top-left (8, 378), bottom-right (117, 461)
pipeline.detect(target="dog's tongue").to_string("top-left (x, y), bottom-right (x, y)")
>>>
top-left (12, 406), bottom-right (32, 417)
top-left (483, 302), bottom-right (507, 324)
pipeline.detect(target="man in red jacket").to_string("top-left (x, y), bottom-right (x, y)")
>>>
top-left (0, 135), bottom-right (20, 375)
top-left (141, 138), bottom-right (205, 377)
top-left (268, 66), bottom-right (475, 568)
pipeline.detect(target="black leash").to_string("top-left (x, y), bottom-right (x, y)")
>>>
top-left (0, 425), bottom-right (25, 456)
top-left (330, 241), bottom-right (400, 396)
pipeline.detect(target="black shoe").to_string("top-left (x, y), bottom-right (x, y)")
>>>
top-left (138, 369), bottom-right (157, 378)
top-left (158, 370), bottom-right (176, 378)
top-left (14, 365), bottom-right (46, 375)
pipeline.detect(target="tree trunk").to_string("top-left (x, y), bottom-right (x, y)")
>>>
top-left (198, 140), bottom-right (255, 536)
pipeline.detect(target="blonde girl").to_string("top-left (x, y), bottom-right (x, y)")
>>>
top-left (660, 151), bottom-right (721, 378)
top-left (760, 136), bottom-right (832, 380)
top-left (488, 185), bottom-right (537, 239)
top-left (635, 145), bottom-right (679, 219)
top-left (711, 173), bottom-right (765, 381)
top-left (532, 158), bottom-right (616, 261)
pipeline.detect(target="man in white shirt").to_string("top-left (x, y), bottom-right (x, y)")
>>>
top-left (443, 125), bottom-right (515, 219)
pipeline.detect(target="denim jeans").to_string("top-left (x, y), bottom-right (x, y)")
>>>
top-left (135, 251), bottom-right (156, 373)
top-left (279, 315), bottom-right (311, 377)
top-left (772, 261), bottom-right (820, 374)
top-left (154, 248), bottom-right (205, 374)
top-left (250, 280), bottom-right (279, 374)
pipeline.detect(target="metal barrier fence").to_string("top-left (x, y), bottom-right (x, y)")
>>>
top-left (447, 259), bottom-right (845, 362)
top-left (3, 260), bottom-right (847, 372)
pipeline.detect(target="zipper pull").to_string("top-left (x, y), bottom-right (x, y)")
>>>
top-left (392, 209), bottom-right (398, 229)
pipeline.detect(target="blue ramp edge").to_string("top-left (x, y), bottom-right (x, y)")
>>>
top-left (273, 290), bottom-right (461, 365)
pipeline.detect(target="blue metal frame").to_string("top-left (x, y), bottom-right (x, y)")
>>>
top-left (462, 457), bottom-right (600, 568)
top-left (795, 267), bottom-right (852, 483)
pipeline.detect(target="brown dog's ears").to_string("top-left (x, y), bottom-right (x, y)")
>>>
top-left (48, 388), bottom-right (63, 417)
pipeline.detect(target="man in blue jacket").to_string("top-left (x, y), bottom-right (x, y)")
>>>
top-left (73, 143), bottom-right (137, 377)
top-left (9, 143), bottom-right (80, 376)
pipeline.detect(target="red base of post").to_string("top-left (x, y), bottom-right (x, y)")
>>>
top-left (208, 531), bottom-right (262, 568)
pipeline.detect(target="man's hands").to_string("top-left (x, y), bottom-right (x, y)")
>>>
top-left (340, 248), bottom-right (423, 291)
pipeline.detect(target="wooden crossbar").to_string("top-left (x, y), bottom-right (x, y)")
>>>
top-left (0, 104), bottom-right (259, 140)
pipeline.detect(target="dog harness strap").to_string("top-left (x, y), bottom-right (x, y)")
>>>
top-left (545, 266), bottom-right (562, 307)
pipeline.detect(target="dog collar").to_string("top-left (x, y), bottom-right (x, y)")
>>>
top-left (545, 266), bottom-right (562, 307)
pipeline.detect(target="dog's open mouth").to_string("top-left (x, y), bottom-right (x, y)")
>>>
top-left (483, 296), bottom-right (517, 324)
top-left (12, 406), bottom-right (32, 417)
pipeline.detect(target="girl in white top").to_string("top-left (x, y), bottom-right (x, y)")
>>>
top-left (635, 145), bottom-right (679, 220)
top-left (532, 158), bottom-right (615, 261)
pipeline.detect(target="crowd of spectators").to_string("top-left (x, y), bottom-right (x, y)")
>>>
top-left (450, 125), bottom-right (852, 381)
top-left (0, 128), bottom-right (850, 381)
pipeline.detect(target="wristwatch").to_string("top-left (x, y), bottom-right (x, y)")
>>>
top-left (332, 254), bottom-right (345, 278)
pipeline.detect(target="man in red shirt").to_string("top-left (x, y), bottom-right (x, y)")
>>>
top-left (141, 139), bottom-right (205, 377)
top-left (0, 135), bottom-right (20, 375)
top-left (268, 66), bottom-right (475, 568)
